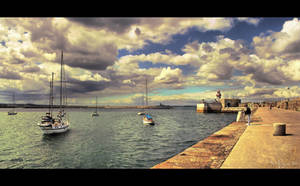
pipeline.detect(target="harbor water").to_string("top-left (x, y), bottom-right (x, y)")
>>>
top-left (0, 107), bottom-right (236, 168)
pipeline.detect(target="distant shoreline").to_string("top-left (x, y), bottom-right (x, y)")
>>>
top-left (0, 104), bottom-right (195, 109)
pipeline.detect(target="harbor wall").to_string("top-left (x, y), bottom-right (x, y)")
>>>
top-left (196, 102), bottom-right (222, 113)
top-left (151, 121), bottom-right (247, 169)
top-left (197, 102), bottom-right (244, 113)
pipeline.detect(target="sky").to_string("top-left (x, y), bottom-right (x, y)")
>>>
top-left (1, 17), bottom-right (300, 106)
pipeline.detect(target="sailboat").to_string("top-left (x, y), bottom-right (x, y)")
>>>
top-left (37, 50), bottom-right (70, 134)
top-left (8, 93), bottom-right (17, 115)
top-left (92, 96), bottom-right (99, 117)
top-left (142, 78), bottom-right (155, 125)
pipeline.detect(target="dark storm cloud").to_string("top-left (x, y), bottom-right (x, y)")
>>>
top-left (21, 66), bottom-right (41, 73)
top-left (249, 88), bottom-right (277, 97)
top-left (65, 56), bottom-right (114, 71)
top-left (63, 44), bottom-right (118, 71)
top-left (60, 77), bottom-right (111, 96)
top-left (67, 18), bottom-right (141, 34)
top-left (219, 47), bottom-right (235, 54)
top-left (202, 43), bottom-right (214, 53)
top-left (26, 19), bottom-right (69, 52)
top-left (243, 65), bottom-right (284, 85)
top-left (252, 71), bottom-right (284, 85)
top-left (282, 40), bottom-right (300, 55)
top-left (0, 91), bottom-right (46, 103)
top-left (214, 63), bottom-right (234, 80)
top-left (0, 68), bottom-right (22, 80)
top-left (10, 58), bottom-right (26, 64)
top-left (135, 27), bottom-right (141, 36)
top-left (219, 47), bottom-right (241, 61)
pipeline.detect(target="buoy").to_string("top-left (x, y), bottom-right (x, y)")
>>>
top-left (273, 123), bottom-right (286, 136)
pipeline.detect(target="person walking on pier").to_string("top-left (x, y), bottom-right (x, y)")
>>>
top-left (245, 105), bottom-right (251, 126)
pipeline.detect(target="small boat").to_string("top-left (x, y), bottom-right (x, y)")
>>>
top-left (92, 96), bottom-right (99, 117)
top-left (8, 93), bottom-right (17, 115)
top-left (137, 112), bottom-right (145, 115)
top-left (37, 51), bottom-right (70, 134)
top-left (92, 112), bottom-right (99, 117)
top-left (8, 111), bottom-right (17, 115)
top-left (143, 114), bottom-right (155, 125)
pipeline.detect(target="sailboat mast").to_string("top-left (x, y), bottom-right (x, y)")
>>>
top-left (96, 96), bottom-right (98, 112)
top-left (12, 93), bottom-right (15, 106)
top-left (145, 78), bottom-right (148, 106)
top-left (49, 76), bottom-right (51, 114)
top-left (60, 50), bottom-right (63, 111)
top-left (50, 72), bottom-right (54, 117)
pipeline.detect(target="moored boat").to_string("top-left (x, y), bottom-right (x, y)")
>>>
top-left (37, 51), bottom-right (70, 134)
top-left (137, 112), bottom-right (145, 115)
top-left (143, 114), bottom-right (155, 125)
top-left (92, 96), bottom-right (99, 117)
top-left (8, 93), bottom-right (17, 115)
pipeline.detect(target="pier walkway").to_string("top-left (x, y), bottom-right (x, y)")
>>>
top-left (152, 107), bottom-right (300, 169)
top-left (221, 107), bottom-right (300, 168)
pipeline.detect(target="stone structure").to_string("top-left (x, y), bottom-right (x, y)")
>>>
top-left (220, 98), bottom-right (241, 108)
top-left (196, 90), bottom-right (242, 113)
top-left (197, 102), bottom-right (222, 113)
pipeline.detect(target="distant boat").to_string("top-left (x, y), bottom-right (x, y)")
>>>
top-left (37, 50), bottom-right (70, 134)
top-left (8, 93), bottom-right (17, 115)
top-left (143, 114), bottom-right (155, 125)
top-left (141, 78), bottom-right (155, 125)
top-left (92, 96), bottom-right (99, 117)
top-left (137, 112), bottom-right (145, 115)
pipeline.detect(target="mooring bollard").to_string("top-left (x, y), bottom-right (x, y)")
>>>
top-left (236, 110), bottom-right (245, 122)
top-left (273, 123), bottom-right (286, 136)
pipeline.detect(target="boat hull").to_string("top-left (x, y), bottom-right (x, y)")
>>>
top-left (38, 121), bottom-right (69, 134)
top-left (143, 120), bottom-right (155, 125)
top-left (39, 125), bottom-right (69, 134)
top-left (92, 113), bottom-right (99, 117)
top-left (8, 112), bottom-right (17, 115)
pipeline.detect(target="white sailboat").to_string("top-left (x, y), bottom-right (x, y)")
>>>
top-left (141, 78), bottom-right (155, 125)
top-left (37, 50), bottom-right (70, 134)
top-left (92, 96), bottom-right (99, 117)
top-left (8, 93), bottom-right (17, 115)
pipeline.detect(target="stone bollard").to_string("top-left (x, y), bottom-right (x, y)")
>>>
top-left (273, 123), bottom-right (286, 136)
top-left (236, 111), bottom-right (245, 122)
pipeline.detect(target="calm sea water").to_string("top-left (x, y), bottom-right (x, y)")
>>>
top-left (0, 107), bottom-right (236, 169)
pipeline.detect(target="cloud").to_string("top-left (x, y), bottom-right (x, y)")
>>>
top-left (280, 59), bottom-right (300, 81)
top-left (252, 18), bottom-right (300, 60)
top-left (2, 18), bottom-right (118, 71)
top-left (1, 17), bottom-right (299, 105)
top-left (68, 17), bottom-right (141, 34)
top-left (236, 17), bottom-right (261, 26)
top-left (154, 67), bottom-right (183, 84)
top-left (0, 67), bottom-right (22, 80)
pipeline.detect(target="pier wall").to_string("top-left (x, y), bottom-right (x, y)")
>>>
top-left (197, 102), bottom-right (244, 113)
top-left (152, 121), bottom-right (247, 169)
top-left (196, 102), bottom-right (222, 113)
